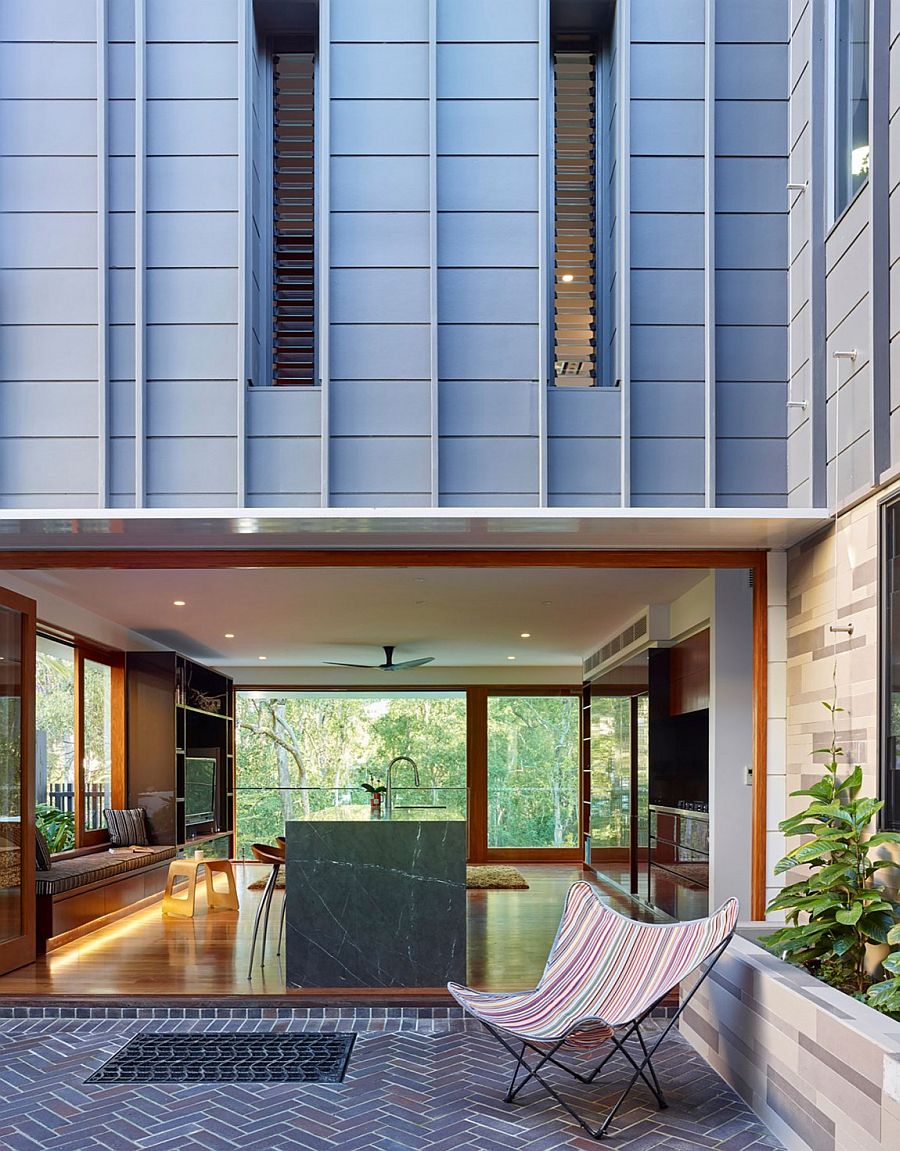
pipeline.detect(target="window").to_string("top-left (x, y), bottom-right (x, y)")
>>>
top-left (272, 51), bottom-right (315, 384)
top-left (833, 0), bottom-right (869, 218)
top-left (882, 500), bottom-right (900, 830)
top-left (35, 634), bottom-right (123, 852)
top-left (553, 51), bottom-right (597, 386)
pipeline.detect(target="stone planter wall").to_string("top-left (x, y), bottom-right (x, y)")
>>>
top-left (679, 931), bottom-right (900, 1151)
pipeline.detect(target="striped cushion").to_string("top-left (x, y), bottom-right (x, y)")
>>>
top-left (104, 808), bottom-right (149, 846)
top-left (35, 845), bottom-right (175, 896)
top-left (449, 881), bottom-right (738, 1049)
top-left (35, 829), bottom-right (52, 871)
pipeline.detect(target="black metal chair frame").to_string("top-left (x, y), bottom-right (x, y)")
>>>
top-left (478, 931), bottom-right (734, 1140)
top-left (246, 851), bottom-right (283, 979)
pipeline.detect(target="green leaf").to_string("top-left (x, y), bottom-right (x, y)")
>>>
top-left (882, 953), bottom-right (900, 975)
top-left (852, 797), bottom-right (884, 828)
top-left (835, 904), bottom-right (863, 925)
top-left (831, 935), bottom-right (858, 956)
top-left (866, 831), bottom-right (900, 849)
top-left (789, 779), bottom-right (834, 802)
top-left (887, 924), bottom-right (900, 945)
top-left (835, 765), bottom-right (862, 794)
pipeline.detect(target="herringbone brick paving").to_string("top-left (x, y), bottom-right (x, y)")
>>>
top-left (0, 1017), bottom-right (784, 1150)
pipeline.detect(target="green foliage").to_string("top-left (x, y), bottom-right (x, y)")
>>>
top-left (866, 923), bottom-right (900, 1017)
top-left (35, 803), bottom-right (75, 853)
top-left (764, 700), bottom-right (900, 999)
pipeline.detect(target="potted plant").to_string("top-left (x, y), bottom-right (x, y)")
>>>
top-left (362, 776), bottom-right (386, 811)
top-left (763, 699), bottom-right (900, 1008)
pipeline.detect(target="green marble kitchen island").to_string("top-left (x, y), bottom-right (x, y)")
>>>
top-left (284, 808), bottom-right (466, 988)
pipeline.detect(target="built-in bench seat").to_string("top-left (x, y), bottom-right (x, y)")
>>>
top-left (36, 846), bottom-right (176, 953)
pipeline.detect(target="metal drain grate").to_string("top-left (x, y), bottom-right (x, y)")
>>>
top-left (86, 1032), bottom-right (356, 1084)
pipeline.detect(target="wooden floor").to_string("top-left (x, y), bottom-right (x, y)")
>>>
top-left (0, 863), bottom-right (669, 1002)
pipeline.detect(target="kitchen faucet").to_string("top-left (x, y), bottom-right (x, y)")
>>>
top-left (386, 755), bottom-right (419, 814)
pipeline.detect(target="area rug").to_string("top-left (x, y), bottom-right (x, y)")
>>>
top-left (466, 865), bottom-right (529, 890)
top-left (86, 1032), bottom-right (356, 1083)
top-left (247, 874), bottom-right (285, 890)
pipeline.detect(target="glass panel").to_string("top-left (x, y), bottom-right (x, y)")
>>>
top-left (635, 693), bottom-right (650, 897)
top-left (885, 504), bottom-right (900, 829)
top-left (487, 695), bottom-right (580, 849)
top-left (589, 696), bottom-right (631, 848)
top-left (35, 635), bottom-right (76, 852)
top-left (235, 691), bottom-right (467, 859)
top-left (82, 659), bottom-right (112, 832)
top-left (0, 605), bottom-right (24, 946)
top-left (834, 0), bottom-right (869, 217)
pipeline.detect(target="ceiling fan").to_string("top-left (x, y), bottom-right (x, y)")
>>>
top-left (323, 645), bottom-right (435, 672)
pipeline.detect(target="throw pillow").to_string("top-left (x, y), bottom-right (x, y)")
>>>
top-left (104, 807), bottom-right (149, 847)
top-left (35, 828), bottom-right (53, 871)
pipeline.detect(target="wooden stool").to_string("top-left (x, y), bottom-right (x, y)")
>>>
top-left (162, 857), bottom-right (239, 917)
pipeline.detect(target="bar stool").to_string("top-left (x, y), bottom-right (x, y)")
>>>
top-left (247, 840), bottom-right (285, 979)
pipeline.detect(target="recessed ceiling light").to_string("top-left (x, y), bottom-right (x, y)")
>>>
top-left (258, 655), bottom-right (267, 661)
top-left (173, 600), bottom-right (186, 607)
top-left (224, 633), bottom-right (235, 639)
top-left (561, 273), bottom-right (574, 283)
top-left (520, 632), bottom-right (531, 638)
top-left (541, 600), bottom-right (552, 606)
top-left (507, 655), bottom-right (516, 660)
top-left (414, 577), bottom-right (425, 583)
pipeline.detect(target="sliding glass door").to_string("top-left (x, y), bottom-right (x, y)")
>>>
top-left (0, 585), bottom-right (36, 977)
top-left (485, 692), bottom-right (581, 858)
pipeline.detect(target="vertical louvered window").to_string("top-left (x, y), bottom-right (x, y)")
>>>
top-left (553, 52), bottom-right (597, 386)
top-left (273, 52), bottom-right (315, 385)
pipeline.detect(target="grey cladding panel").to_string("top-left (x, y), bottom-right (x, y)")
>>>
top-left (630, 101), bottom-right (704, 157)
top-left (0, 213), bottom-right (97, 269)
top-left (630, 45), bottom-right (705, 100)
top-left (715, 45), bottom-right (789, 100)
top-left (714, 101), bottom-right (789, 158)
top-left (440, 437), bottom-right (538, 495)
top-left (630, 159), bottom-right (704, 212)
top-left (331, 213), bottom-right (429, 268)
top-left (330, 437), bottom-right (432, 495)
top-left (147, 212), bottom-right (239, 268)
top-left (0, 438), bottom-right (97, 497)
top-left (147, 381), bottom-right (238, 437)
top-left (547, 438), bottom-right (621, 496)
top-left (716, 0), bottom-right (788, 41)
top-left (715, 327), bottom-right (787, 381)
top-left (0, 381), bottom-right (98, 437)
top-left (0, 100), bottom-right (96, 156)
top-left (247, 437), bottom-right (322, 496)
top-left (247, 388), bottom-right (321, 437)
top-left (437, 213), bottom-right (537, 267)
top-left (146, 325), bottom-right (238, 380)
top-left (146, 0), bottom-right (238, 41)
top-left (0, 158), bottom-right (96, 212)
top-left (437, 100), bottom-right (538, 155)
top-left (437, 0), bottom-right (539, 41)
top-left (146, 157), bottom-right (238, 211)
top-left (146, 44), bottom-right (238, 99)
top-left (717, 382), bottom-right (787, 438)
top-left (438, 269), bottom-right (538, 323)
top-left (631, 0), bottom-right (705, 42)
top-left (436, 157), bottom-right (538, 211)
top-left (330, 325), bottom-right (431, 380)
top-left (330, 269), bottom-right (430, 324)
top-left (716, 439), bottom-right (788, 495)
top-left (331, 101), bottom-right (429, 156)
top-left (146, 100), bottom-right (238, 156)
top-left (331, 0), bottom-right (428, 41)
top-left (0, 270), bottom-right (97, 325)
top-left (0, 43), bottom-right (95, 99)
top-left (716, 214), bottom-right (788, 269)
top-left (631, 382), bottom-right (704, 436)
top-left (0, 0), bottom-right (97, 40)
top-left (547, 389), bottom-right (621, 437)
top-left (439, 381), bottom-right (537, 436)
top-left (438, 325), bottom-right (538, 381)
top-left (631, 214), bottom-right (704, 268)
top-left (716, 270), bottom-right (788, 325)
top-left (715, 159), bottom-right (789, 212)
top-left (146, 269), bottom-right (238, 325)
top-left (631, 437), bottom-right (705, 494)
top-left (437, 44), bottom-right (538, 99)
top-left (331, 157), bottom-right (429, 212)
top-left (631, 326), bottom-right (704, 381)
top-left (331, 380), bottom-right (431, 437)
top-left (0, 326), bottom-right (97, 381)
top-left (631, 270), bottom-right (705, 325)
top-left (331, 45), bottom-right (428, 99)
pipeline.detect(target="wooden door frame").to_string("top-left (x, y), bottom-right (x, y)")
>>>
top-left (0, 583), bottom-right (37, 976)
top-left (0, 547), bottom-right (768, 916)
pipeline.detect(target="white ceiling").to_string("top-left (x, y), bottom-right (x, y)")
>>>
top-left (16, 566), bottom-right (708, 671)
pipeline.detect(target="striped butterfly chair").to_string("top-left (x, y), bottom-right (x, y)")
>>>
top-left (449, 881), bottom-right (738, 1139)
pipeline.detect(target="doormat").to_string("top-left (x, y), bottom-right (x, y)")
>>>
top-left (466, 865), bottom-right (529, 890)
top-left (86, 1032), bottom-right (356, 1084)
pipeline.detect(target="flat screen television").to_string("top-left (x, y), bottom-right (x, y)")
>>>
top-left (185, 752), bottom-right (217, 829)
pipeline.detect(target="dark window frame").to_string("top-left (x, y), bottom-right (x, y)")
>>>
top-left (879, 493), bottom-right (900, 830)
